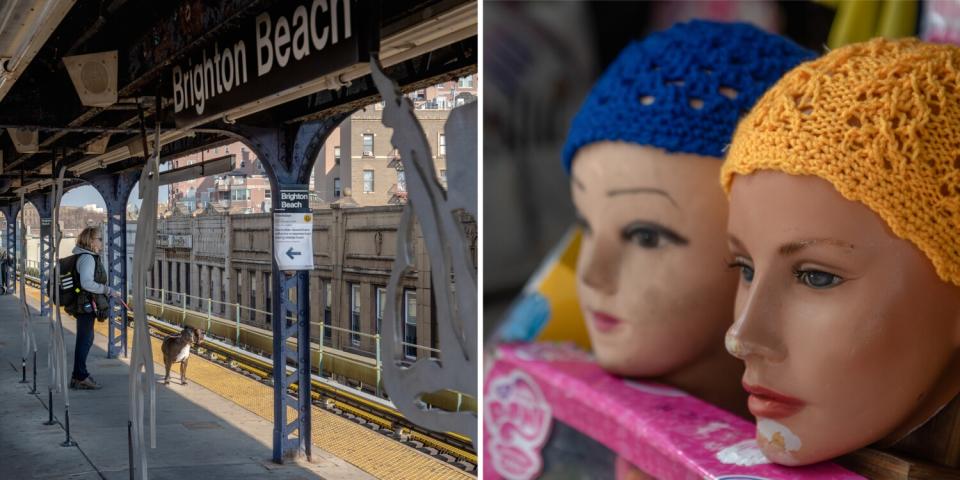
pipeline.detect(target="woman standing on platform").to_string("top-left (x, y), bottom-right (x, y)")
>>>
top-left (69, 226), bottom-right (120, 390)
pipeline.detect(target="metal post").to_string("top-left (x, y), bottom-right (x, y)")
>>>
top-left (318, 323), bottom-right (325, 378)
top-left (375, 333), bottom-right (381, 397)
top-left (182, 295), bottom-right (187, 325)
top-left (127, 420), bottom-right (134, 480)
top-left (44, 388), bottom-right (55, 425)
top-left (235, 304), bottom-right (241, 346)
top-left (30, 350), bottom-right (37, 394)
top-left (160, 289), bottom-right (165, 315)
top-left (206, 299), bottom-right (212, 332)
top-left (61, 406), bottom-right (76, 447)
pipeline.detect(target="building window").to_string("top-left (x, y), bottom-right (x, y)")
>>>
top-left (363, 170), bottom-right (374, 193)
top-left (458, 76), bottom-right (473, 88)
top-left (334, 146), bottom-right (341, 164)
top-left (264, 189), bottom-right (271, 199)
top-left (362, 134), bottom-right (374, 156)
top-left (439, 133), bottom-right (446, 156)
top-left (324, 281), bottom-right (332, 341)
top-left (375, 287), bottom-right (386, 335)
top-left (397, 169), bottom-right (406, 192)
top-left (333, 178), bottom-right (341, 198)
top-left (231, 188), bottom-right (250, 201)
top-left (350, 283), bottom-right (361, 346)
top-left (403, 290), bottom-right (417, 359)
top-left (439, 169), bottom-right (447, 186)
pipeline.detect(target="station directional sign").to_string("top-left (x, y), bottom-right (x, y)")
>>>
top-left (273, 184), bottom-right (313, 270)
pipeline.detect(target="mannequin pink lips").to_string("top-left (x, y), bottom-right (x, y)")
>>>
top-left (743, 381), bottom-right (805, 419)
top-left (590, 311), bottom-right (623, 332)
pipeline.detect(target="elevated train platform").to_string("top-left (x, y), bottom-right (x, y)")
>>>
top-left (0, 0), bottom-right (478, 475)
top-left (0, 291), bottom-right (469, 479)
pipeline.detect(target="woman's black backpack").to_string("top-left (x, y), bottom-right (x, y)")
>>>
top-left (53, 254), bottom-right (83, 314)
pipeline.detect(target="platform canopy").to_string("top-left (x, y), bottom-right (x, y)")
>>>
top-left (0, 0), bottom-right (477, 204)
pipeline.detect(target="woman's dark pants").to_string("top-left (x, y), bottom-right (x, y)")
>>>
top-left (71, 312), bottom-right (96, 381)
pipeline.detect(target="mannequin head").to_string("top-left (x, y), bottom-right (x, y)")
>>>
top-left (722, 38), bottom-right (960, 465)
top-left (562, 20), bottom-right (813, 397)
top-left (572, 143), bottom-right (736, 378)
top-left (726, 172), bottom-right (960, 465)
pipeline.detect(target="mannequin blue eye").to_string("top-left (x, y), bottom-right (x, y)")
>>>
top-left (740, 265), bottom-right (754, 283)
top-left (727, 258), bottom-right (753, 284)
top-left (796, 270), bottom-right (843, 289)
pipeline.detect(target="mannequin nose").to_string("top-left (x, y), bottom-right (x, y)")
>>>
top-left (725, 276), bottom-right (787, 363)
top-left (579, 233), bottom-right (620, 296)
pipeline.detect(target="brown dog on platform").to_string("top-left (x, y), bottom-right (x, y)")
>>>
top-left (161, 326), bottom-right (204, 385)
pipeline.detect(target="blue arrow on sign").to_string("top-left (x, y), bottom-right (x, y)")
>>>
top-left (286, 247), bottom-right (302, 260)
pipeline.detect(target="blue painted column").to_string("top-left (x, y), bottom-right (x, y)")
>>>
top-left (27, 194), bottom-right (53, 317)
top-left (85, 172), bottom-right (137, 359)
top-left (220, 118), bottom-right (344, 463)
top-left (2, 205), bottom-right (18, 295)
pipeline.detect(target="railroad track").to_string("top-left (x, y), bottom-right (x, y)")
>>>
top-left (18, 275), bottom-right (477, 473)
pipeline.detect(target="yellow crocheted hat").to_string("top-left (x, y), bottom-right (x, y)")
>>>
top-left (721, 37), bottom-right (960, 287)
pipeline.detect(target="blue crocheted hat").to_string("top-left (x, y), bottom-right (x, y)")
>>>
top-left (561, 20), bottom-right (816, 172)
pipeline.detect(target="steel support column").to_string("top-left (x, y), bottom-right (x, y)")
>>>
top-left (2, 205), bottom-right (19, 295)
top-left (217, 117), bottom-right (344, 463)
top-left (85, 172), bottom-right (137, 359)
top-left (27, 194), bottom-right (53, 317)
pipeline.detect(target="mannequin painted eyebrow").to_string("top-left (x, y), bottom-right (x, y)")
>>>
top-left (728, 235), bottom-right (855, 255)
top-left (571, 174), bottom-right (678, 206)
top-left (778, 238), bottom-right (856, 255)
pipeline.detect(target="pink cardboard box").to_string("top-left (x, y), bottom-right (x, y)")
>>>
top-left (484, 342), bottom-right (863, 480)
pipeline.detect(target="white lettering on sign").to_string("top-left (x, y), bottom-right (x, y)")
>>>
top-left (256, 0), bottom-right (351, 78)
top-left (280, 191), bottom-right (309, 200)
top-left (278, 189), bottom-right (310, 212)
top-left (173, 41), bottom-right (249, 115)
top-left (171, 0), bottom-right (356, 120)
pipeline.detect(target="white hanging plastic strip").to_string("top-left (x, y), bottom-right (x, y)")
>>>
top-left (129, 120), bottom-right (160, 480)
top-left (18, 192), bottom-right (37, 368)
top-left (50, 165), bottom-right (69, 403)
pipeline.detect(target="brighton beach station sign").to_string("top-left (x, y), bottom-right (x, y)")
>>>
top-left (169, 0), bottom-right (369, 126)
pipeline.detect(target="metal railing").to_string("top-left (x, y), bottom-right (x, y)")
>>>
top-left (15, 266), bottom-right (442, 399)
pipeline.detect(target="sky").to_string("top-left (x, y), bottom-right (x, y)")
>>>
top-left (60, 184), bottom-right (169, 209)
top-left (60, 162), bottom-right (172, 210)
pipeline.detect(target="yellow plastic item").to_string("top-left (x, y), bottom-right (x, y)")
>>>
top-left (529, 228), bottom-right (591, 350)
top-left (824, 0), bottom-right (917, 50)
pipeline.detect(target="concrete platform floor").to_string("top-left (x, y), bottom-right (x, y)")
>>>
top-left (0, 292), bottom-right (373, 480)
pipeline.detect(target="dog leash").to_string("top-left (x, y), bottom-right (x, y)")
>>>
top-left (117, 297), bottom-right (131, 311)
